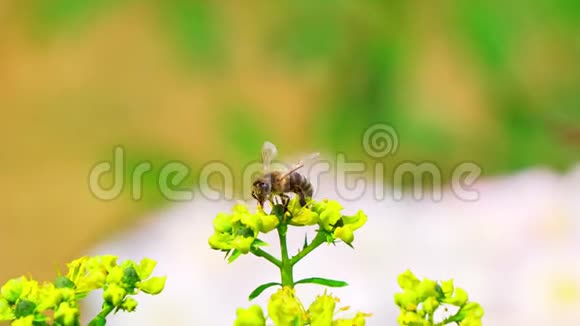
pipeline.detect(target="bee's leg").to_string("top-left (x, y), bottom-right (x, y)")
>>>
top-left (279, 194), bottom-right (290, 209)
top-left (296, 188), bottom-right (307, 206)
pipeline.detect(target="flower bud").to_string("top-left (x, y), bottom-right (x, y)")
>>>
top-left (422, 296), bottom-right (439, 314)
top-left (397, 270), bottom-right (420, 290)
top-left (440, 279), bottom-right (454, 298)
top-left (213, 212), bottom-right (234, 233)
top-left (208, 232), bottom-right (235, 251)
top-left (1, 278), bottom-right (24, 303)
top-left (333, 227), bottom-right (354, 244)
top-left (120, 297), bottom-right (138, 312)
top-left (103, 283), bottom-right (126, 306)
top-left (0, 298), bottom-right (15, 321)
top-left (394, 291), bottom-right (418, 311)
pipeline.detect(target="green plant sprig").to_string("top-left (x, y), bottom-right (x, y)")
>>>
top-left (209, 197), bottom-right (370, 325)
top-left (0, 255), bottom-right (166, 326)
top-left (395, 270), bottom-right (484, 326)
top-left (209, 197), bottom-right (367, 297)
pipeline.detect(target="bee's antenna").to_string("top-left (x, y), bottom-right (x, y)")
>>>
top-left (280, 152), bottom-right (319, 179)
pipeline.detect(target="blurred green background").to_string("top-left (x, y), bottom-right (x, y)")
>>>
top-left (0, 0), bottom-right (579, 281)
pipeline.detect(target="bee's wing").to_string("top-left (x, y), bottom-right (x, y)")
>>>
top-left (280, 152), bottom-right (320, 179)
top-left (261, 141), bottom-right (278, 173)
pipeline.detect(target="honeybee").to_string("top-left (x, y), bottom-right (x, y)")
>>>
top-left (251, 141), bottom-right (318, 208)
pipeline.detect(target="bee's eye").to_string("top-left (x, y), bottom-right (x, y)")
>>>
top-left (260, 183), bottom-right (268, 191)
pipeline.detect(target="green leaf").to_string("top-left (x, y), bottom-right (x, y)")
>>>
top-left (227, 249), bottom-right (242, 263)
top-left (252, 239), bottom-right (269, 248)
top-left (302, 234), bottom-right (309, 250)
top-left (248, 282), bottom-right (281, 301)
top-left (294, 277), bottom-right (348, 288)
top-left (54, 276), bottom-right (75, 289)
top-left (14, 300), bottom-right (36, 318)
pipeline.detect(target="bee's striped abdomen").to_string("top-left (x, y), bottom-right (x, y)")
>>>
top-left (289, 172), bottom-right (313, 198)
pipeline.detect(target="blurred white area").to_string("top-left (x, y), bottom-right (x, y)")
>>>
top-left (86, 165), bottom-right (580, 325)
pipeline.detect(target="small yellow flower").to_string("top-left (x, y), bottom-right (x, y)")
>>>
top-left (455, 302), bottom-right (484, 324)
top-left (258, 212), bottom-right (279, 233)
top-left (332, 312), bottom-right (371, 326)
top-left (394, 290), bottom-right (418, 311)
top-left (443, 287), bottom-right (468, 306)
top-left (291, 210), bottom-right (319, 226)
top-left (308, 292), bottom-right (338, 326)
top-left (36, 283), bottom-right (59, 311)
top-left (10, 315), bottom-right (34, 326)
top-left (105, 266), bottom-right (124, 285)
top-left (76, 269), bottom-right (106, 293)
top-left (234, 304), bottom-right (266, 326)
top-left (136, 258), bottom-right (157, 280)
top-left (231, 235), bottom-right (256, 254)
top-left (315, 200), bottom-right (343, 231)
top-left (333, 210), bottom-right (367, 244)
top-left (416, 278), bottom-right (438, 301)
top-left (268, 287), bottom-right (307, 326)
top-left (53, 302), bottom-right (79, 326)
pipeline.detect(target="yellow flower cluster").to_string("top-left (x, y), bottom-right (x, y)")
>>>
top-left (209, 203), bottom-right (279, 254)
top-left (395, 270), bottom-right (484, 326)
top-left (234, 287), bottom-right (370, 326)
top-left (0, 255), bottom-right (166, 326)
top-left (209, 198), bottom-right (368, 258)
top-left (288, 198), bottom-right (367, 244)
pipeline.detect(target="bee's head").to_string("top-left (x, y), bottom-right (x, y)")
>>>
top-left (252, 178), bottom-right (272, 205)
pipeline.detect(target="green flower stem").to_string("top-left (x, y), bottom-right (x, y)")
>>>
top-left (89, 302), bottom-right (114, 325)
top-left (250, 247), bottom-right (282, 267)
top-left (291, 231), bottom-right (326, 266)
top-left (277, 223), bottom-right (294, 287)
